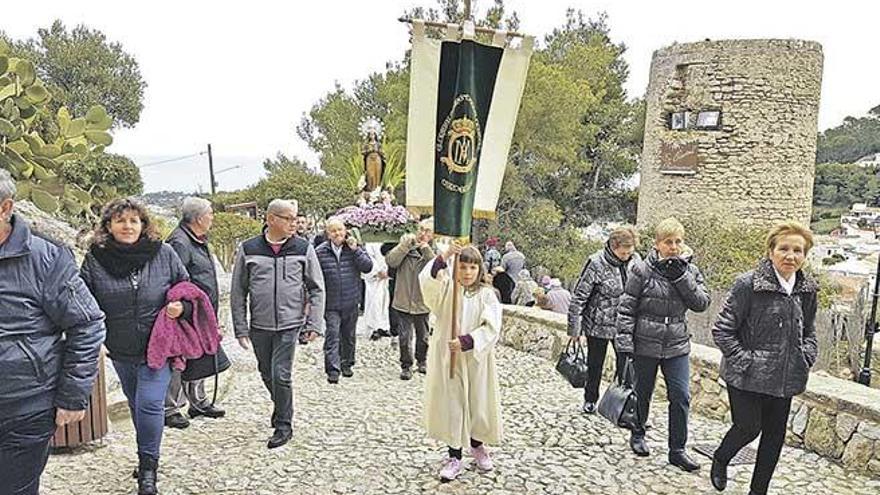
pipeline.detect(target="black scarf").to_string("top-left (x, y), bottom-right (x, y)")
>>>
top-left (90, 237), bottom-right (163, 279)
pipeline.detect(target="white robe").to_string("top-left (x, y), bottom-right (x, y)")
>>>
top-left (361, 243), bottom-right (390, 335)
top-left (420, 260), bottom-right (503, 449)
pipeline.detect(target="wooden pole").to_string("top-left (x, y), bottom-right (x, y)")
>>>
top-left (207, 143), bottom-right (216, 196)
top-left (464, 0), bottom-right (472, 19)
top-left (450, 252), bottom-right (461, 378)
top-left (397, 17), bottom-right (528, 39)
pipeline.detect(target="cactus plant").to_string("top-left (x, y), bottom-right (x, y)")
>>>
top-left (0, 47), bottom-right (116, 218)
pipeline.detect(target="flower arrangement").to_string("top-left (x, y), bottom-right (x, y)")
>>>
top-left (335, 197), bottom-right (418, 243)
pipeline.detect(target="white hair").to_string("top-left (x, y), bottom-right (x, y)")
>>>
top-left (180, 196), bottom-right (212, 224)
top-left (324, 216), bottom-right (345, 230)
top-left (0, 169), bottom-right (15, 202)
top-left (267, 198), bottom-right (298, 216)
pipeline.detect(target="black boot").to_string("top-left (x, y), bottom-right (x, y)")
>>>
top-left (137, 453), bottom-right (158, 495)
top-left (669, 450), bottom-right (701, 472)
top-left (710, 455), bottom-right (728, 491)
top-left (630, 433), bottom-right (650, 457)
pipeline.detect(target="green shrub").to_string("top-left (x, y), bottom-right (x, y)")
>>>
top-left (210, 212), bottom-right (263, 271)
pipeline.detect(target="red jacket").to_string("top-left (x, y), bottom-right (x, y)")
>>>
top-left (148, 281), bottom-right (222, 371)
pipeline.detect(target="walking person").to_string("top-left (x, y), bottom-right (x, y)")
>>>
top-left (710, 222), bottom-right (817, 495)
top-left (164, 197), bottom-right (226, 429)
top-left (231, 199), bottom-right (325, 449)
top-left (81, 198), bottom-right (190, 495)
top-left (315, 218), bottom-right (373, 383)
top-left (615, 217), bottom-right (710, 471)
top-left (567, 226), bottom-right (640, 414)
top-left (420, 243), bottom-right (503, 482)
top-left (0, 170), bottom-right (106, 495)
top-left (385, 218), bottom-right (435, 380)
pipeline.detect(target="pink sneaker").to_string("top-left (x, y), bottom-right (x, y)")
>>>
top-left (471, 445), bottom-right (494, 471)
top-left (439, 457), bottom-right (463, 481)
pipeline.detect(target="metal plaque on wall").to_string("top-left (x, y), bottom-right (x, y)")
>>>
top-left (659, 142), bottom-right (700, 174)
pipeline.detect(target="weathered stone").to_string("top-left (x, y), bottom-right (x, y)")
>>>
top-left (857, 422), bottom-right (880, 441)
top-left (835, 413), bottom-right (860, 442)
top-left (792, 404), bottom-right (810, 437)
top-left (805, 410), bottom-right (845, 459)
top-left (841, 433), bottom-right (875, 470)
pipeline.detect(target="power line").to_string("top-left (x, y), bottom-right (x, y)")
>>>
top-left (139, 152), bottom-right (207, 169)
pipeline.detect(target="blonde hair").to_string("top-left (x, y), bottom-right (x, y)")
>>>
top-left (766, 221), bottom-right (814, 254)
top-left (609, 226), bottom-right (639, 248)
top-left (655, 217), bottom-right (685, 241)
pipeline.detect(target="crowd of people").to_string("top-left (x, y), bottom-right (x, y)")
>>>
top-left (0, 165), bottom-right (818, 495)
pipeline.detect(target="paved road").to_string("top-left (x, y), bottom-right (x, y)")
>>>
top-left (42, 334), bottom-right (880, 494)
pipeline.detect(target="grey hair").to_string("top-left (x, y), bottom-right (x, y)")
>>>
top-left (267, 198), bottom-right (298, 216)
top-left (0, 168), bottom-right (15, 202)
top-left (180, 196), bottom-right (213, 224)
top-left (324, 216), bottom-right (345, 230)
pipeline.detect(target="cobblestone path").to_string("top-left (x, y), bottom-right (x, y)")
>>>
top-left (43, 335), bottom-right (880, 494)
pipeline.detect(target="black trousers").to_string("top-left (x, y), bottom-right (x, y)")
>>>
top-left (398, 312), bottom-right (429, 370)
top-left (714, 385), bottom-right (792, 495)
top-left (583, 336), bottom-right (621, 403)
top-left (250, 329), bottom-right (297, 433)
top-left (0, 408), bottom-right (56, 495)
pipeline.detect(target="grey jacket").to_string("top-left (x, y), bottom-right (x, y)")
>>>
top-left (568, 245), bottom-right (641, 339)
top-left (615, 249), bottom-right (711, 359)
top-left (0, 215), bottom-right (106, 417)
top-left (385, 240), bottom-right (434, 315)
top-left (712, 259), bottom-right (818, 398)
top-left (231, 234), bottom-right (325, 338)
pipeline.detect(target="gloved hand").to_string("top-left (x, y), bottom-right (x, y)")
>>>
top-left (661, 256), bottom-right (688, 280)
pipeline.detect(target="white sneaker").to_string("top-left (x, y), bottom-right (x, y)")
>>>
top-left (471, 445), bottom-right (494, 471)
top-left (439, 457), bottom-right (463, 481)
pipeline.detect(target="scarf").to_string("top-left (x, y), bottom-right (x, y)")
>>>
top-left (90, 237), bottom-right (163, 279)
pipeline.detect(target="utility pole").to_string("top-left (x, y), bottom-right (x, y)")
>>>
top-left (207, 143), bottom-right (216, 196)
top-left (464, 0), bottom-right (471, 19)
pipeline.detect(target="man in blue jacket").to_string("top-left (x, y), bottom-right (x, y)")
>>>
top-left (315, 217), bottom-right (373, 383)
top-left (0, 169), bottom-right (106, 494)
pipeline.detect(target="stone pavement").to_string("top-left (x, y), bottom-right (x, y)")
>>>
top-left (42, 335), bottom-right (880, 494)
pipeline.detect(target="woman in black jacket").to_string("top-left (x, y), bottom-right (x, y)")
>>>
top-left (710, 222), bottom-right (817, 495)
top-left (81, 198), bottom-right (188, 495)
top-left (615, 217), bottom-right (710, 472)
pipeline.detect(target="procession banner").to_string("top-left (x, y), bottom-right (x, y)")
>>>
top-left (405, 20), bottom-right (533, 238)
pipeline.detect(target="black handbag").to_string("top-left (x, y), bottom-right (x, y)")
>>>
top-left (555, 339), bottom-right (589, 388)
top-left (598, 357), bottom-right (640, 430)
top-left (181, 345), bottom-right (231, 405)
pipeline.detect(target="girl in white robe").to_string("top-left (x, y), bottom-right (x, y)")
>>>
top-left (419, 244), bottom-right (503, 482)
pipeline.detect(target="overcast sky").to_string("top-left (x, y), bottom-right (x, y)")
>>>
top-left (3, 0), bottom-right (877, 192)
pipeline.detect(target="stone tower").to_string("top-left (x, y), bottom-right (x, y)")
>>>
top-left (636, 39), bottom-right (823, 229)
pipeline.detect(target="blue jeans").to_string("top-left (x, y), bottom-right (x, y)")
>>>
top-left (632, 353), bottom-right (691, 452)
top-left (112, 360), bottom-right (172, 459)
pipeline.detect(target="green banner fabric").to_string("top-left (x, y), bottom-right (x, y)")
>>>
top-left (432, 39), bottom-right (503, 239)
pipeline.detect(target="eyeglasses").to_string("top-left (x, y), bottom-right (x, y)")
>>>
top-left (271, 213), bottom-right (296, 223)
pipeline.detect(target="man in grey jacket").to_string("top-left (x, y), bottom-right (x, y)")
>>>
top-left (0, 170), bottom-right (106, 494)
top-left (385, 219), bottom-right (434, 380)
top-left (231, 199), bottom-right (325, 449)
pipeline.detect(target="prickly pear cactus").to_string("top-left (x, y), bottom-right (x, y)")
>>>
top-left (0, 39), bottom-right (115, 218)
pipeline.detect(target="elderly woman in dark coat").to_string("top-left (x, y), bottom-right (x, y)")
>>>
top-left (615, 217), bottom-right (710, 472)
top-left (567, 226), bottom-right (640, 414)
top-left (710, 222), bottom-right (817, 495)
top-left (80, 198), bottom-right (189, 495)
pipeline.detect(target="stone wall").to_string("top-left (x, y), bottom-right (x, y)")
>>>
top-left (502, 305), bottom-right (880, 478)
top-left (636, 39), bottom-right (823, 228)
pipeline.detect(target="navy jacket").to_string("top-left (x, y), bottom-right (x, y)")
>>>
top-left (315, 241), bottom-right (373, 312)
top-left (81, 243), bottom-right (189, 364)
top-left (0, 215), bottom-right (106, 417)
top-left (167, 223), bottom-right (219, 314)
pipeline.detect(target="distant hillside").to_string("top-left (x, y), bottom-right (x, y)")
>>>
top-left (816, 104), bottom-right (880, 164)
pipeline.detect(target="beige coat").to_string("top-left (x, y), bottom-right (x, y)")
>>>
top-left (419, 261), bottom-right (503, 449)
